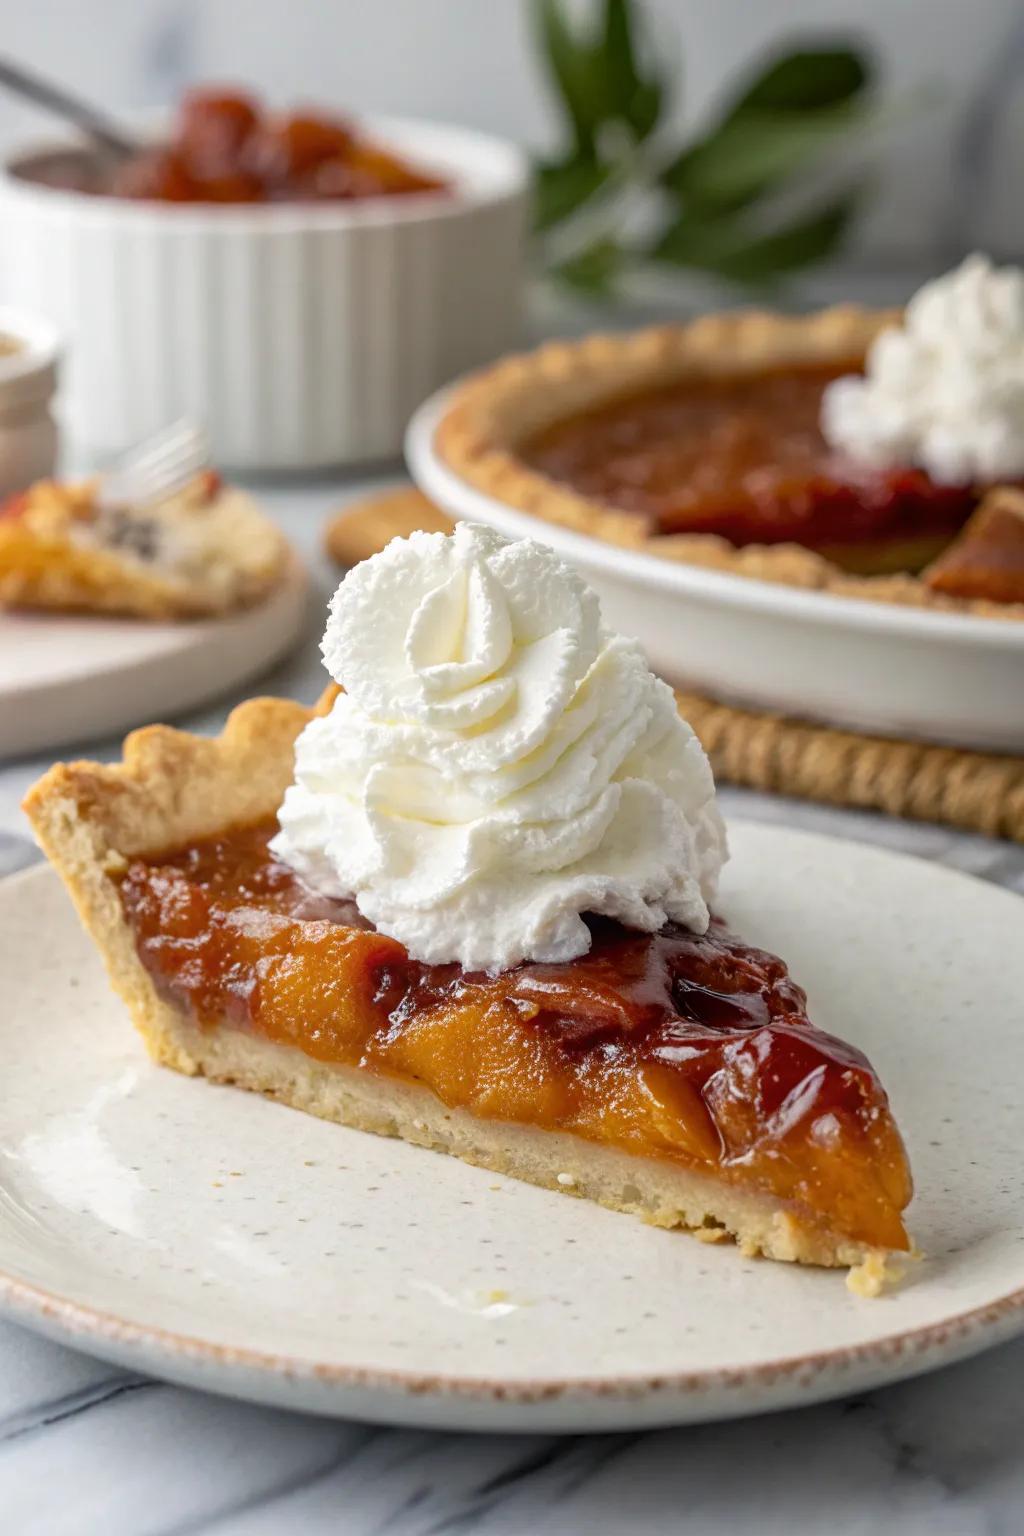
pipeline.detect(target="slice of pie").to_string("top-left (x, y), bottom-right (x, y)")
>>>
top-left (25, 693), bottom-right (913, 1290)
top-left (435, 304), bottom-right (1022, 613)
top-left (0, 470), bottom-right (288, 618)
top-left (923, 487), bottom-right (1024, 606)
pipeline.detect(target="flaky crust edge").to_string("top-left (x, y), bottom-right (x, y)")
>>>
top-left (435, 307), bottom-right (1024, 620)
top-left (22, 695), bottom-right (317, 1071)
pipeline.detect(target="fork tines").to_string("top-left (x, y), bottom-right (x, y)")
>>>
top-left (100, 420), bottom-right (211, 511)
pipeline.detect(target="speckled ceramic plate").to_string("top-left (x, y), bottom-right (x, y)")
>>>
top-left (1, 823), bottom-right (1022, 1432)
top-left (0, 556), bottom-right (310, 759)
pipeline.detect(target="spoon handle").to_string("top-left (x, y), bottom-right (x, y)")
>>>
top-left (0, 56), bottom-right (139, 158)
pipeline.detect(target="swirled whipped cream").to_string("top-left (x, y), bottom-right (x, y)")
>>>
top-left (271, 523), bottom-right (726, 972)
top-left (821, 253), bottom-right (1024, 484)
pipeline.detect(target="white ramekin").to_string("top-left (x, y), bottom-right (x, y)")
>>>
top-left (0, 119), bottom-right (529, 470)
top-left (0, 306), bottom-right (59, 494)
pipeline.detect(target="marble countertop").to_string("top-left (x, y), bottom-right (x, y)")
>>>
top-left (2, 477), bottom-right (1022, 1536)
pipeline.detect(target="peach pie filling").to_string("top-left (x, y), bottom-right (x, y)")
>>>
top-left (521, 363), bottom-right (984, 561)
top-left (119, 822), bottom-right (912, 1250)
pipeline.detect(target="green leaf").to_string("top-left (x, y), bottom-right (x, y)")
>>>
top-left (601, 0), bottom-right (664, 140)
top-left (664, 102), bottom-right (866, 213)
top-left (662, 43), bottom-right (873, 214)
top-left (534, 156), bottom-right (611, 232)
top-left (650, 191), bottom-right (861, 284)
top-left (533, 0), bottom-right (664, 159)
top-left (532, 0), bottom-right (606, 156)
top-left (551, 236), bottom-right (624, 294)
top-left (726, 47), bottom-right (870, 116)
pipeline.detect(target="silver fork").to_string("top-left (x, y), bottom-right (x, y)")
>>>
top-left (98, 420), bottom-right (211, 511)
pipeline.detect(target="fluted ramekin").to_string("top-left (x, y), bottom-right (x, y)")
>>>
top-left (0, 119), bottom-right (529, 470)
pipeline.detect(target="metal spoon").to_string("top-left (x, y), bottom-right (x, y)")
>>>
top-left (0, 56), bottom-right (139, 160)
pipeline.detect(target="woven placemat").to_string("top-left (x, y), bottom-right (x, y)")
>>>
top-left (677, 693), bottom-right (1024, 843)
top-left (325, 488), bottom-right (1024, 843)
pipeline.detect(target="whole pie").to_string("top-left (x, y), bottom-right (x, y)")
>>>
top-left (25, 688), bottom-right (912, 1291)
top-left (0, 470), bottom-right (289, 618)
top-left (435, 307), bottom-right (1024, 615)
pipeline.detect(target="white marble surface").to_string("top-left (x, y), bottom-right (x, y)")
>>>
top-left (1, 478), bottom-right (1023, 1535)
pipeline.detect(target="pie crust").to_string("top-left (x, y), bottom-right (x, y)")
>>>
top-left (436, 307), bottom-right (1024, 620)
top-left (923, 486), bottom-right (1024, 606)
top-left (25, 693), bottom-right (911, 1287)
top-left (0, 475), bottom-right (289, 618)
top-left (324, 488), bottom-right (453, 567)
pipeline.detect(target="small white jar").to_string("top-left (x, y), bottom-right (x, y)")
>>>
top-left (0, 308), bottom-right (59, 495)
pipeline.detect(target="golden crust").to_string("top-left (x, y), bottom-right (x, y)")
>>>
top-left (23, 695), bottom-right (903, 1278)
top-left (141, 1012), bottom-right (890, 1276)
top-left (24, 696), bottom-right (313, 860)
top-left (922, 485), bottom-right (1024, 606)
top-left (0, 477), bottom-right (290, 619)
top-left (325, 488), bottom-right (454, 566)
top-left (435, 306), bottom-right (1024, 621)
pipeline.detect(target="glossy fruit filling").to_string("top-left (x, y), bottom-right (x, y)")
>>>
top-left (522, 363), bottom-right (981, 564)
top-left (119, 822), bottom-right (912, 1250)
top-left (20, 88), bottom-right (449, 205)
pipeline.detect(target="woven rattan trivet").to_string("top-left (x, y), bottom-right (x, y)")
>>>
top-left (325, 488), bottom-right (1024, 843)
top-left (676, 693), bottom-right (1024, 843)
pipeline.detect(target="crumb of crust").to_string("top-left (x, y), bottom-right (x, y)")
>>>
top-left (556, 1172), bottom-right (577, 1187)
top-left (846, 1249), bottom-right (915, 1297)
top-left (694, 1226), bottom-right (729, 1245)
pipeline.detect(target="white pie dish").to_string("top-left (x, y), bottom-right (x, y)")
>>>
top-left (406, 389), bottom-right (1024, 754)
top-left (0, 120), bottom-right (529, 470)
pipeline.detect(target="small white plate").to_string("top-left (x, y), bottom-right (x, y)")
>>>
top-left (0, 557), bottom-right (311, 759)
top-left (0, 823), bottom-right (1022, 1433)
top-left (406, 392), bottom-right (1024, 754)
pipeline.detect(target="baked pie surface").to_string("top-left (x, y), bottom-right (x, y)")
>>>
top-left (436, 308), bottom-right (1024, 618)
top-left (0, 472), bottom-right (288, 618)
top-left (25, 694), bottom-right (913, 1284)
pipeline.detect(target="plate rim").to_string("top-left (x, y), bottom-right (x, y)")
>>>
top-left (2, 829), bottom-right (1023, 1415)
top-left (0, 552), bottom-right (309, 703)
top-left (405, 388), bottom-right (1024, 652)
top-left (0, 1251), bottom-right (1022, 1408)
top-left (0, 554), bottom-right (311, 759)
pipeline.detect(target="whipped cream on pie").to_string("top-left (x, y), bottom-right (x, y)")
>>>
top-left (821, 254), bottom-right (1024, 485)
top-left (272, 523), bottom-right (726, 971)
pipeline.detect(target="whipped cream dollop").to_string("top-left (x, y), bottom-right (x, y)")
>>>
top-left (821, 253), bottom-right (1024, 484)
top-left (272, 523), bottom-right (726, 972)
